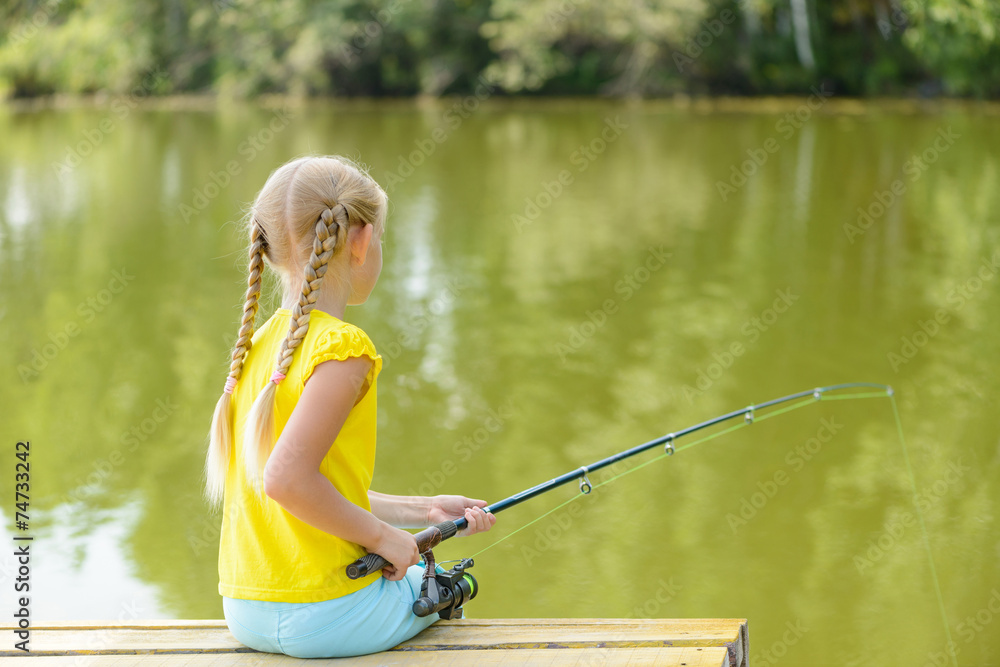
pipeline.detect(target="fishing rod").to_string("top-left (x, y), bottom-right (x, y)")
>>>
top-left (346, 382), bottom-right (891, 616)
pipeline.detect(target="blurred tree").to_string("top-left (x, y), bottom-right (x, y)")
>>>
top-left (900, 0), bottom-right (1000, 97)
top-left (481, 0), bottom-right (708, 95)
top-left (0, 0), bottom-right (997, 98)
top-left (0, 0), bottom-right (160, 96)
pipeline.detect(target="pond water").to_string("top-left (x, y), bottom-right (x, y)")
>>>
top-left (1, 98), bottom-right (998, 666)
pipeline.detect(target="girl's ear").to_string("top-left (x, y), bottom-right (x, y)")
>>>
top-left (348, 223), bottom-right (374, 266)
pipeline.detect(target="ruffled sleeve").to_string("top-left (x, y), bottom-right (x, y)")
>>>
top-left (302, 323), bottom-right (383, 389)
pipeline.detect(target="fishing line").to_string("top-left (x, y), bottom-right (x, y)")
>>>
top-left (467, 389), bottom-right (879, 560)
top-left (890, 392), bottom-right (956, 667)
top-left (344, 382), bottom-right (953, 652)
top-left (457, 387), bottom-right (954, 666)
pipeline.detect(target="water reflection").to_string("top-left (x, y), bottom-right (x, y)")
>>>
top-left (0, 100), bottom-right (998, 665)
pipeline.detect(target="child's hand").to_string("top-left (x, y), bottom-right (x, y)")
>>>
top-left (427, 496), bottom-right (497, 537)
top-left (370, 524), bottom-right (420, 581)
top-left (457, 505), bottom-right (496, 536)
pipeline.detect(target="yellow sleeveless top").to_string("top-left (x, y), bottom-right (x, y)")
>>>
top-left (218, 307), bottom-right (383, 602)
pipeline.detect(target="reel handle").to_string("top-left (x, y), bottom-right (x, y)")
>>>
top-left (345, 520), bottom-right (459, 580)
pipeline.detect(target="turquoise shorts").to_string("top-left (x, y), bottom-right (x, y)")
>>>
top-left (222, 564), bottom-right (439, 658)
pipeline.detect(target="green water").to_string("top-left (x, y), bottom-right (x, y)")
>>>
top-left (1, 99), bottom-right (998, 665)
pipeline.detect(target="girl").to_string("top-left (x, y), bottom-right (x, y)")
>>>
top-left (205, 155), bottom-right (496, 659)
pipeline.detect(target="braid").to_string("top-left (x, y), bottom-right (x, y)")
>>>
top-left (229, 223), bottom-right (267, 381)
top-left (243, 204), bottom-right (348, 494)
top-left (274, 205), bottom-right (346, 378)
top-left (205, 221), bottom-right (269, 507)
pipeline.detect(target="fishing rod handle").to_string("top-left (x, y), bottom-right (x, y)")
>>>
top-left (345, 553), bottom-right (385, 580)
top-left (345, 520), bottom-right (459, 580)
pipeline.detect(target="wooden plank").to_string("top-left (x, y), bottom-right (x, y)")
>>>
top-left (404, 619), bottom-right (748, 667)
top-left (427, 617), bottom-right (747, 665)
top-left (0, 618), bottom-right (744, 631)
top-left (1, 628), bottom-right (246, 654)
top-left (0, 620), bottom-right (230, 630)
top-left (439, 619), bottom-right (744, 627)
top-left (0, 619), bottom-right (747, 667)
top-left (1, 622), bottom-right (742, 652)
top-left (396, 618), bottom-right (745, 651)
top-left (0, 619), bottom-right (745, 650)
top-left (14, 646), bottom-right (730, 666)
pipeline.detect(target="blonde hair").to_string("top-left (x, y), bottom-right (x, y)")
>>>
top-left (206, 155), bottom-right (387, 506)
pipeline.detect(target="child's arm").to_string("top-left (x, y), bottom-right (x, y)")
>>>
top-left (263, 356), bottom-right (419, 581)
top-left (368, 491), bottom-right (496, 536)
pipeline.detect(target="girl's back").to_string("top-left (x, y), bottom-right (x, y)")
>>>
top-left (220, 307), bottom-right (383, 601)
top-left (204, 155), bottom-right (495, 659)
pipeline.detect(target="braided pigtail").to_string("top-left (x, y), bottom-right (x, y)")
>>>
top-left (243, 204), bottom-right (349, 495)
top-left (205, 222), bottom-right (268, 507)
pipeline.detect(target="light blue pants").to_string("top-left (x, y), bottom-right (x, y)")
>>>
top-left (222, 565), bottom-right (439, 658)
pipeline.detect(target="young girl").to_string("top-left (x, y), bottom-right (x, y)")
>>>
top-left (205, 155), bottom-right (496, 659)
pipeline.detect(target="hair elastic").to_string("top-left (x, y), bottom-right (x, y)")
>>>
top-left (270, 370), bottom-right (287, 384)
top-left (223, 376), bottom-right (237, 395)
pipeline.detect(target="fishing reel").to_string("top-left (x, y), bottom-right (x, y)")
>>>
top-left (412, 551), bottom-right (478, 620)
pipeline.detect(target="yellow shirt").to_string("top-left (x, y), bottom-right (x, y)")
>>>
top-left (218, 307), bottom-right (383, 601)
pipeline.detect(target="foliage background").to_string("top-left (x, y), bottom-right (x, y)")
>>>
top-left (1, 0), bottom-right (998, 99)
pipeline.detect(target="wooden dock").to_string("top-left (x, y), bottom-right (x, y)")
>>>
top-left (0, 618), bottom-right (749, 666)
